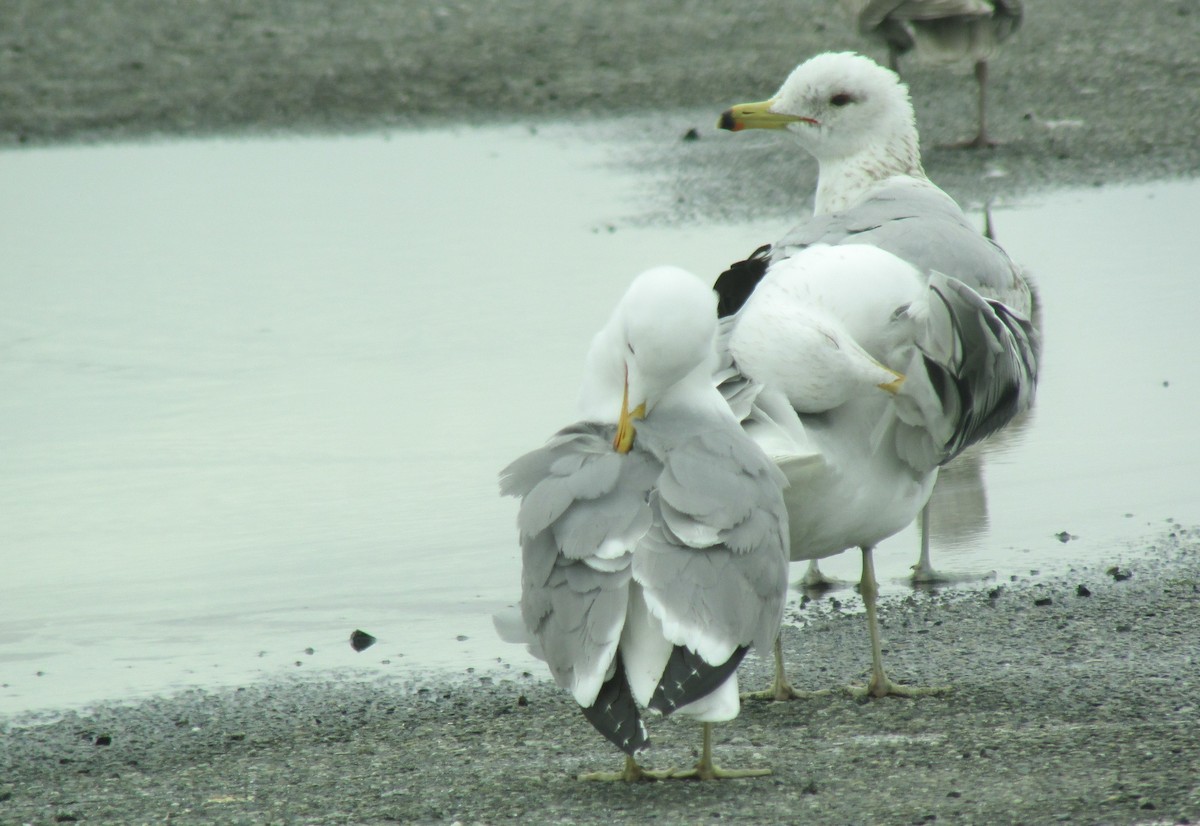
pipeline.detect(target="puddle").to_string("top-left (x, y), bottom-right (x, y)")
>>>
top-left (1, 123), bottom-right (1197, 714)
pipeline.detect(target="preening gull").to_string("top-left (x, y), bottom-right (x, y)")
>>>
top-left (499, 266), bottom-right (789, 781)
top-left (716, 52), bottom-right (1039, 699)
top-left (838, 0), bottom-right (1024, 148)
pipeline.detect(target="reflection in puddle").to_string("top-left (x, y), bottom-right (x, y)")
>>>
top-left (0, 125), bottom-right (1197, 714)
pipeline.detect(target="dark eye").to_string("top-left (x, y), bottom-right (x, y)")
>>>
top-left (830, 93), bottom-right (853, 107)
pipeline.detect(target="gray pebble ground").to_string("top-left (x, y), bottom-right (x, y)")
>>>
top-left (2, 1), bottom-right (1199, 823)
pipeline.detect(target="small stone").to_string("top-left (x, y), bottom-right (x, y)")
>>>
top-left (517, 694), bottom-right (528, 707)
top-left (350, 629), bottom-right (377, 652)
top-left (1034, 597), bottom-right (1053, 607)
top-left (1116, 623), bottom-right (1133, 633)
top-left (682, 127), bottom-right (700, 141)
top-left (456, 634), bottom-right (469, 642)
top-left (801, 779), bottom-right (818, 795)
top-left (303, 647), bottom-right (315, 655)
top-left (94, 735), bottom-right (112, 746)
top-left (947, 791), bottom-right (962, 798)
top-left (1107, 566), bottom-right (1132, 581)
top-left (988, 587), bottom-right (1003, 600)
top-left (1076, 584), bottom-right (1092, 597)
top-left (1055, 531), bottom-right (1073, 543)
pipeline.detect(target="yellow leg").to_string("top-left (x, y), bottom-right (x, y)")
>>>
top-left (911, 502), bottom-right (949, 584)
top-left (846, 546), bottom-right (951, 700)
top-left (578, 754), bottom-right (671, 782)
top-left (742, 635), bottom-right (833, 702)
top-left (668, 724), bottom-right (771, 781)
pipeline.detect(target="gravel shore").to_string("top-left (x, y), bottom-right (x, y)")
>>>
top-left (4, 2), bottom-right (1199, 823)
top-left (3, 532), bottom-right (1198, 824)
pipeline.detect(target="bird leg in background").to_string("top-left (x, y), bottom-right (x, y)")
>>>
top-left (847, 545), bottom-right (951, 699)
top-left (972, 59), bottom-right (994, 148)
top-left (668, 723), bottom-right (771, 781)
top-left (798, 558), bottom-right (840, 590)
top-left (943, 59), bottom-right (998, 149)
top-left (910, 502), bottom-right (949, 584)
top-left (578, 754), bottom-right (671, 783)
top-left (742, 634), bottom-right (833, 702)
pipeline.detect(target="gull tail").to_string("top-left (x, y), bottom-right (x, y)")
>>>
top-left (648, 644), bottom-right (749, 717)
top-left (580, 654), bottom-right (650, 755)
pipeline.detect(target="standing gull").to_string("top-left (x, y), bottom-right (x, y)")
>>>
top-left (716, 52), bottom-right (1039, 699)
top-left (720, 51), bottom-right (1035, 585)
top-left (839, 0), bottom-right (1024, 148)
top-left (499, 266), bottom-right (789, 781)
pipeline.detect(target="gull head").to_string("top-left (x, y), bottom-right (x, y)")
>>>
top-left (729, 245), bottom-right (911, 414)
top-left (719, 51), bottom-right (920, 168)
top-left (578, 266), bottom-right (718, 447)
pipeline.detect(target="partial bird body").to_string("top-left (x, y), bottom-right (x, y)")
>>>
top-left (839, 0), bottom-right (1024, 147)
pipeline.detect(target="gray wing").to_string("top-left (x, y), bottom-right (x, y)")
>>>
top-left (631, 421), bottom-right (789, 661)
top-left (889, 271), bottom-right (1040, 470)
top-left (773, 179), bottom-right (1032, 314)
top-left (500, 423), bottom-right (659, 707)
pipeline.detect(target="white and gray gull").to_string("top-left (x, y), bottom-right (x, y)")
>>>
top-left (715, 51), bottom-right (1039, 700)
top-left (499, 266), bottom-right (789, 781)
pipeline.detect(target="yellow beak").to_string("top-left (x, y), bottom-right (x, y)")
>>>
top-left (718, 98), bottom-right (815, 131)
top-left (613, 372), bottom-right (647, 454)
top-left (877, 369), bottom-right (906, 395)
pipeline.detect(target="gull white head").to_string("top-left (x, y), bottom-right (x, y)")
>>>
top-left (719, 52), bottom-right (925, 213)
top-left (578, 266), bottom-right (718, 448)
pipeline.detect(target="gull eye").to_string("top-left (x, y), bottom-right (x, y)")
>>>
top-left (830, 92), bottom-right (853, 107)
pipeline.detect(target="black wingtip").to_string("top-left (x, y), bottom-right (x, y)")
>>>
top-left (648, 645), bottom-right (749, 717)
top-left (580, 656), bottom-right (649, 756)
top-left (714, 244), bottom-right (772, 318)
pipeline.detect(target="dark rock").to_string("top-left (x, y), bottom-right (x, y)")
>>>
top-left (350, 629), bottom-right (377, 652)
top-left (1107, 566), bottom-right (1132, 581)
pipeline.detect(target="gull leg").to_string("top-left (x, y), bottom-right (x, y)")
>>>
top-left (941, 60), bottom-right (1000, 149)
top-left (847, 546), bottom-right (951, 700)
top-left (973, 59), bottom-right (993, 148)
top-left (668, 723), bottom-right (771, 781)
top-left (910, 502), bottom-right (949, 584)
top-left (799, 558), bottom-right (846, 593)
top-left (579, 754), bottom-right (672, 782)
top-left (743, 634), bottom-right (833, 702)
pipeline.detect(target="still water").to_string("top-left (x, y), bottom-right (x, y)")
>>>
top-left (1, 124), bottom-right (1197, 715)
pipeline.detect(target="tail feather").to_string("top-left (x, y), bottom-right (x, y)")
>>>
top-left (580, 654), bottom-right (649, 755)
top-left (648, 644), bottom-right (749, 717)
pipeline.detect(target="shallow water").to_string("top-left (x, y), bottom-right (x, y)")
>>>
top-left (1, 124), bottom-right (1197, 715)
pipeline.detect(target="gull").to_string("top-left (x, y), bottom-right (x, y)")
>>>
top-left (499, 266), bottom-right (789, 781)
top-left (839, 0), bottom-right (1024, 147)
top-left (716, 51), bottom-right (1039, 699)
